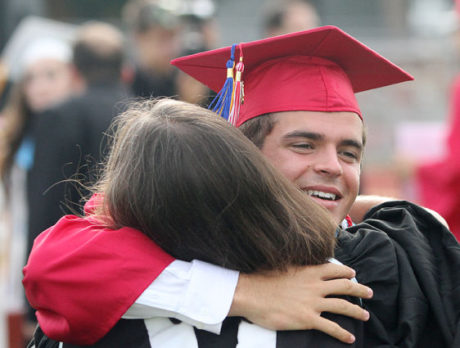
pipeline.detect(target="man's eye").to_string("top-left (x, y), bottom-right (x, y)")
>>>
top-left (341, 151), bottom-right (359, 161)
top-left (291, 143), bottom-right (313, 149)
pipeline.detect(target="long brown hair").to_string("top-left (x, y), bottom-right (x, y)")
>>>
top-left (0, 82), bottom-right (32, 193)
top-left (95, 99), bottom-right (336, 273)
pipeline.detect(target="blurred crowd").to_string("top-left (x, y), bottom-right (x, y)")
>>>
top-left (0, 0), bottom-right (459, 347)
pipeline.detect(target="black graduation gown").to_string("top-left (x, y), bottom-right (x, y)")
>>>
top-left (336, 201), bottom-right (460, 347)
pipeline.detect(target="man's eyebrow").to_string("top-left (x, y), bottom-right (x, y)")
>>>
top-left (283, 131), bottom-right (323, 141)
top-left (340, 139), bottom-right (363, 151)
top-left (283, 131), bottom-right (363, 151)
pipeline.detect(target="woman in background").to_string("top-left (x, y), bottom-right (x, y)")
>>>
top-left (0, 37), bottom-right (75, 343)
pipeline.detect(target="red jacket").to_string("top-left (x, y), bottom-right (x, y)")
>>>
top-left (23, 196), bottom-right (174, 345)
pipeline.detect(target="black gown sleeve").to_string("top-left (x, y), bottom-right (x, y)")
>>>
top-left (336, 200), bottom-right (460, 347)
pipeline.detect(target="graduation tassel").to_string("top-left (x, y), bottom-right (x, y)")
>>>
top-left (208, 44), bottom-right (237, 120)
top-left (228, 44), bottom-right (244, 126)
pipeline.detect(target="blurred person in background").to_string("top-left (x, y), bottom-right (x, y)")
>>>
top-left (0, 36), bottom-right (74, 346)
top-left (179, 0), bottom-right (220, 51)
top-left (174, 0), bottom-right (218, 106)
top-left (19, 40), bottom-right (74, 112)
top-left (413, 73), bottom-right (460, 240)
top-left (26, 20), bottom-right (130, 263)
top-left (21, 23), bottom-right (129, 339)
top-left (395, 6), bottom-right (460, 241)
top-left (174, 46), bottom-right (213, 106)
top-left (411, 4), bottom-right (460, 241)
top-left (263, 0), bottom-right (320, 38)
top-left (122, 0), bottom-right (183, 98)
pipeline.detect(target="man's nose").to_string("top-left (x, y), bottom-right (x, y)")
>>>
top-left (312, 148), bottom-right (343, 177)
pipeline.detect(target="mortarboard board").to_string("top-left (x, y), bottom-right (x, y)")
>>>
top-left (171, 25), bottom-right (414, 126)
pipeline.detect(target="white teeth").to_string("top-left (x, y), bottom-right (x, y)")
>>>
top-left (307, 190), bottom-right (337, 201)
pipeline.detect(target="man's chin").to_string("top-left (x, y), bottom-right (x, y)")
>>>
top-left (308, 196), bottom-right (346, 225)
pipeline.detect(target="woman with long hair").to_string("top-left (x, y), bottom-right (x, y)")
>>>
top-left (28, 98), bottom-right (362, 347)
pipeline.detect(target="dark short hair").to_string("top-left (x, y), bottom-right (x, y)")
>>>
top-left (96, 99), bottom-right (335, 273)
top-left (72, 22), bottom-right (124, 84)
top-left (238, 113), bottom-right (277, 149)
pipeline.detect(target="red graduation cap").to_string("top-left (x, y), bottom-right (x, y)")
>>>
top-left (171, 25), bottom-right (413, 126)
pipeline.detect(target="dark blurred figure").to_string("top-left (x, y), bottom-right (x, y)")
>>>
top-left (27, 21), bottom-right (130, 265)
top-left (263, 0), bottom-right (320, 38)
top-left (179, 0), bottom-right (219, 51)
top-left (173, 0), bottom-right (218, 106)
top-left (122, 0), bottom-right (182, 98)
top-left (0, 35), bottom-right (75, 347)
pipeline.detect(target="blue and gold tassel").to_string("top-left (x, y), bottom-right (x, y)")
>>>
top-left (208, 44), bottom-right (237, 120)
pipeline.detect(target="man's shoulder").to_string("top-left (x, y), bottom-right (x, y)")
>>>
top-left (363, 200), bottom-right (451, 234)
top-left (349, 200), bottom-right (460, 263)
top-left (338, 200), bottom-right (459, 264)
top-left (336, 222), bottom-right (395, 269)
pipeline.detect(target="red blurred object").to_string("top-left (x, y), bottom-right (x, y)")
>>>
top-left (416, 75), bottom-right (460, 240)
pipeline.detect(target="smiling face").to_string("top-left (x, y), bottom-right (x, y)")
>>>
top-left (260, 111), bottom-right (363, 224)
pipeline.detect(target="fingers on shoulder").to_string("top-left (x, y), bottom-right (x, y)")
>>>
top-left (324, 278), bottom-right (372, 298)
top-left (313, 316), bottom-right (356, 344)
top-left (319, 262), bottom-right (356, 280)
top-left (319, 297), bottom-right (369, 322)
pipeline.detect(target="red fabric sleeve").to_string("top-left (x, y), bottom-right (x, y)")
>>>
top-left (416, 76), bottom-right (460, 240)
top-left (23, 211), bottom-right (174, 345)
top-left (416, 159), bottom-right (460, 239)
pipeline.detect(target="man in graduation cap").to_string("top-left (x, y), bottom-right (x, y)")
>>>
top-left (23, 26), bottom-right (460, 347)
